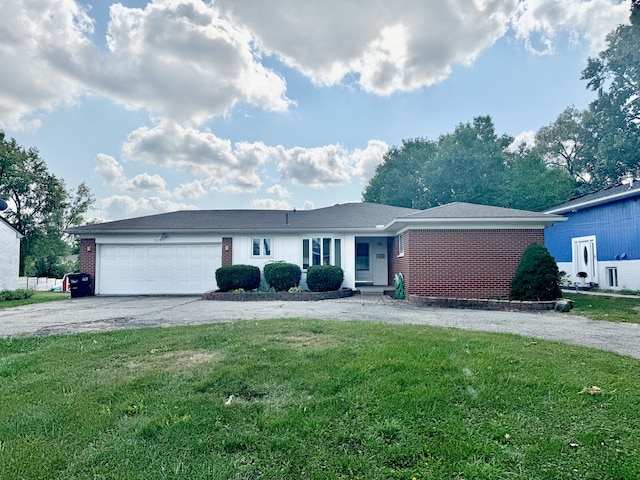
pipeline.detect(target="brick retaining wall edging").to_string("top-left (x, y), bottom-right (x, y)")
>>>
top-left (408, 295), bottom-right (557, 312)
top-left (202, 289), bottom-right (355, 301)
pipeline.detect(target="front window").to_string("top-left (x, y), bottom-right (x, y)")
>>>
top-left (252, 238), bottom-right (272, 257)
top-left (606, 267), bottom-right (618, 287)
top-left (303, 237), bottom-right (338, 269)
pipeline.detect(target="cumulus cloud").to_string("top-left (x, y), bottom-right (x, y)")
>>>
top-left (277, 145), bottom-right (352, 188)
top-left (507, 130), bottom-right (537, 151)
top-left (174, 180), bottom-right (207, 200)
top-left (121, 122), bottom-right (273, 193)
top-left (94, 154), bottom-right (168, 192)
top-left (350, 140), bottom-right (389, 183)
top-left (1, 0), bottom-right (630, 130)
top-left (0, 0), bottom-right (95, 129)
top-left (250, 198), bottom-right (292, 210)
top-left (0, 0), bottom-right (290, 129)
top-left (120, 122), bottom-right (384, 192)
top-left (511, 0), bottom-right (629, 54)
top-left (266, 184), bottom-right (292, 198)
top-left (99, 195), bottom-right (198, 220)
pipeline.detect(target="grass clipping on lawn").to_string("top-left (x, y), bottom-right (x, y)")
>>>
top-left (1, 320), bottom-right (639, 479)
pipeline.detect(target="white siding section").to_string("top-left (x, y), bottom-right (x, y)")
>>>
top-left (233, 233), bottom-right (354, 289)
top-left (557, 260), bottom-right (640, 291)
top-left (97, 243), bottom-right (220, 295)
top-left (0, 221), bottom-right (20, 291)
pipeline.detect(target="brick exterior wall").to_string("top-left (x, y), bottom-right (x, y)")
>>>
top-left (222, 237), bottom-right (233, 267)
top-left (392, 229), bottom-right (544, 299)
top-left (78, 238), bottom-right (97, 295)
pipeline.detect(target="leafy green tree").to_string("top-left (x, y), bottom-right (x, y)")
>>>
top-left (0, 132), bottom-right (95, 276)
top-left (502, 145), bottom-right (574, 211)
top-left (580, 0), bottom-right (640, 187)
top-left (422, 116), bottom-right (509, 208)
top-left (534, 106), bottom-right (591, 188)
top-left (363, 138), bottom-right (434, 208)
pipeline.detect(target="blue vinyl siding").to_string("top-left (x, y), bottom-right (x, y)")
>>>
top-left (545, 196), bottom-right (640, 262)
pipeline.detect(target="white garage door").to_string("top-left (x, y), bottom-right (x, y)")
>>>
top-left (98, 244), bottom-right (221, 295)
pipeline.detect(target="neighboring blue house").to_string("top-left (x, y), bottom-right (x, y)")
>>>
top-left (545, 181), bottom-right (640, 291)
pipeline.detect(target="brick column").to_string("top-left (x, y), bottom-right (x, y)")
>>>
top-left (78, 238), bottom-right (96, 295)
top-left (222, 237), bottom-right (233, 266)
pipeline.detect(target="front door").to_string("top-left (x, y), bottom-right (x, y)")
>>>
top-left (355, 238), bottom-right (389, 285)
top-left (572, 235), bottom-right (598, 284)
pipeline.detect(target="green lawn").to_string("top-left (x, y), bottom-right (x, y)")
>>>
top-left (1, 320), bottom-right (639, 479)
top-left (564, 292), bottom-right (640, 323)
top-left (0, 291), bottom-right (70, 309)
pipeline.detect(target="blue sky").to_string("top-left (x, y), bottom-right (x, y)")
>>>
top-left (0, 0), bottom-right (631, 220)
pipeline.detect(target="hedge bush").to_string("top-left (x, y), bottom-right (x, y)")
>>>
top-left (0, 289), bottom-right (34, 302)
top-left (264, 262), bottom-right (301, 291)
top-left (510, 243), bottom-right (562, 301)
top-left (215, 265), bottom-right (260, 292)
top-left (306, 265), bottom-right (344, 292)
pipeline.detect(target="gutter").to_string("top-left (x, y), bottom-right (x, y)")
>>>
top-left (545, 187), bottom-right (640, 214)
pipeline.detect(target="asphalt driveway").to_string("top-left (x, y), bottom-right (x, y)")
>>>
top-left (2, 295), bottom-right (640, 359)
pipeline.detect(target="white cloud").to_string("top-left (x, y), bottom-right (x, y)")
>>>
top-left (250, 198), bottom-right (292, 210)
top-left (94, 154), bottom-right (125, 185)
top-left (98, 0), bottom-right (291, 123)
top-left (121, 122), bottom-right (271, 193)
top-left (350, 140), bottom-right (389, 183)
top-left (173, 180), bottom-right (207, 200)
top-left (266, 184), bottom-right (291, 198)
top-left (99, 195), bottom-right (197, 220)
top-left (0, 0), bottom-right (96, 129)
top-left (217, 0), bottom-right (628, 94)
top-left (277, 145), bottom-right (352, 188)
top-left (301, 200), bottom-right (315, 210)
top-left (507, 130), bottom-right (537, 151)
top-left (511, 0), bottom-right (629, 54)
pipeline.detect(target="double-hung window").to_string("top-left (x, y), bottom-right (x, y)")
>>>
top-left (252, 238), bottom-right (272, 257)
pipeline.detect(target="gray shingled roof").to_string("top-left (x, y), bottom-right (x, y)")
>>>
top-left (545, 181), bottom-right (640, 214)
top-left (398, 202), bottom-right (561, 220)
top-left (66, 202), bottom-right (420, 234)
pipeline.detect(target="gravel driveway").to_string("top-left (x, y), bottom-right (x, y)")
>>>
top-left (2, 295), bottom-right (640, 359)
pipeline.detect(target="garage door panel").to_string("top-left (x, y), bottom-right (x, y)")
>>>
top-left (98, 244), bottom-right (221, 295)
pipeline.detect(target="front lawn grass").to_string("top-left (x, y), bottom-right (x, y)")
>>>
top-left (0, 291), bottom-right (70, 309)
top-left (1, 320), bottom-right (639, 479)
top-left (564, 292), bottom-right (640, 323)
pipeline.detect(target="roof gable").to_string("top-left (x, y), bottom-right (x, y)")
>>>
top-left (0, 216), bottom-right (23, 238)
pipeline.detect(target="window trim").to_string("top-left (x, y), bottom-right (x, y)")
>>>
top-left (398, 233), bottom-right (405, 257)
top-left (606, 267), bottom-right (618, 287)
top-left (251, 237), bottom-right (272, 258)
top-left (302, 237), bottom-right (339, 270)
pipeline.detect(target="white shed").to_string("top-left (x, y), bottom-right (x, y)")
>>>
top-left (0, 217), bottom-right (22, 291)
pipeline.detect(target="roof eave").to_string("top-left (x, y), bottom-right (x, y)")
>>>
top-left (545, 188), bottom-right (640, 214)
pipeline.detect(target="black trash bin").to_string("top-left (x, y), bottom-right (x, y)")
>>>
top-left (68, 273), bottom-right (90, 298)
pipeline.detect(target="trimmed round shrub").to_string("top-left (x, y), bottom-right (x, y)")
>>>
top-left (215, 264), bottom-right (260, 292)
top-left (306, 265), bottom-right (344, 292)
top-left (264, 262), bottom-right (301, 291)
top-left (510, 243), bottom-right (562, 301)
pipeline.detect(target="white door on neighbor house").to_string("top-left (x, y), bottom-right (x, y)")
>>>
top-left (572, 235), bottom-right (598, 284)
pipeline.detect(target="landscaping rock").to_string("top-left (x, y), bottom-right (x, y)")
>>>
top-left (554, 298), bottom-right (573, 312)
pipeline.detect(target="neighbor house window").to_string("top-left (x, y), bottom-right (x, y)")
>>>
top-left (398, 233), bottom-right (405, 256)
top-left (252, 238), bottom-right (272, 257)
top-left (302, 237), bottom-right (337, 269)
top-left (606, 267), bottom-right (618, 287)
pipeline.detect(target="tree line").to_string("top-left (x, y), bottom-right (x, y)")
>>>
top-left (0, 131), bottom-right (94, 277)
top-left (364, 2), bottom-right (640, 211)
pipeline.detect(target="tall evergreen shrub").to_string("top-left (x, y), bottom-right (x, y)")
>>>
top-left (510, 243), bottom-right (562, 301)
